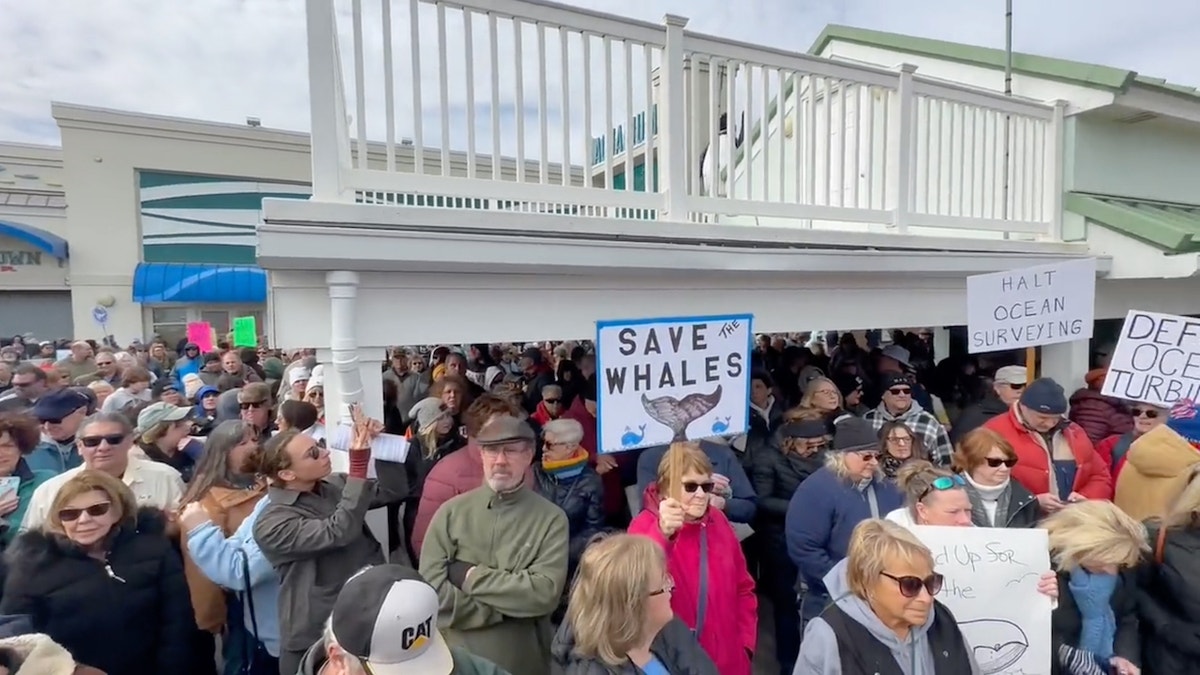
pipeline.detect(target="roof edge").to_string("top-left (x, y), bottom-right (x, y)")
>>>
top-left (809, 25), bottom-right (1137, 93)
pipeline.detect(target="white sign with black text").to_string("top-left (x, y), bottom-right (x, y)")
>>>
top-left (912, 525), bottom-right (1052, 675)
top-left (595, 314), bottom-right (752, 454)
top-left (1101, 309), bottom-right (1200, 407)
top-left (966, 258), bottom-right (1096, 353)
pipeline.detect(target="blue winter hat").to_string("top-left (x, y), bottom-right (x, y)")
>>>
top-left (1019, 378), bottom-right (1067, 415)
top-left (1167, 399), bottom-right (1200, 449)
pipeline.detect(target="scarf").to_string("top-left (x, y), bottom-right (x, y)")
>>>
top-left (542, 448), bottom-right (589, 479)
top-left (961, 472), bottom-right (1011, 527)
top-left (1068, 568), bottom-right (1118, 661)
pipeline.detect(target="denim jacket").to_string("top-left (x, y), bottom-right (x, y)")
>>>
top-left (186, 496), bottom-right (280, 656)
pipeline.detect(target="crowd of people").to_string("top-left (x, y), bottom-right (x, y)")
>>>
top-left (0, 331), bottom-right (1193, 675)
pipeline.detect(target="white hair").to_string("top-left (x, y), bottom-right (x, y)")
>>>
top-left (543, 418), bottom-right (584, 446)
top-left (323, 617), bottom-right (366, 674)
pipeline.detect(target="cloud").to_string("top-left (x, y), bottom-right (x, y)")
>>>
top-left (2, 0), bottom-right (1198, 154)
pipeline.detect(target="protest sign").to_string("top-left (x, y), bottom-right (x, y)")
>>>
top-left (1102, 309), bottom-right (1200, 407)
top-left (232, 316), bottom-right (258, 347)
top-left (186, 322), bottom-right (214, 352)
top-left (912, 525), bottom-right (1051, 675)
top-left (596, 314), bottom-right (751, 454)
top-left (966, 258), bottom-right (1096, 353)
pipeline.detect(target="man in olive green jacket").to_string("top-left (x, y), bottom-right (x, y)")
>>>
top-left (419, 416), bottom-right (569, 675)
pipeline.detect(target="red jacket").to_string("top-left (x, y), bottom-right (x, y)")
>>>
top-left (410, 443), bottom-right (535, 556)
top-left (628, 484), bottom-right (757, 675)
top-left (984, 405), bottom-right (1112, 500)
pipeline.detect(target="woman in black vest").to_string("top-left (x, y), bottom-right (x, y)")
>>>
top-left (795, 519), bottom-right (978, 674)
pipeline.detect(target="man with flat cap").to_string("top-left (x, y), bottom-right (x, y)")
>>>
top-left (419, 415), bottom-right (568, 675)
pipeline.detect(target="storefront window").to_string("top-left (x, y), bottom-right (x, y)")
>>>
top-left (151, 308), bottom-right (188, 348)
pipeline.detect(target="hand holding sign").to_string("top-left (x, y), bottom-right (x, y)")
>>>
top-left (658, 497), bottom-right (685, 538)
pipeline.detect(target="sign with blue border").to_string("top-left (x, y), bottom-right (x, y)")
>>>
top-left (91, 306), bottom-right (108, 326)
top-left (595, 313), bottom-right (753, 454)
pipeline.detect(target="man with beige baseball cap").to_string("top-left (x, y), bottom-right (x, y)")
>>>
top-left (951, 365), bottom-right (1027, 444)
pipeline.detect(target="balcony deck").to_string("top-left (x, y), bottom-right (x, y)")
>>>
top-left (298, 0), bottom-right (1067, 246)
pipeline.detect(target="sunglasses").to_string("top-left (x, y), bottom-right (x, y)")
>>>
top-left (543, 398), bottom-right (561, 404)
top-left (887, 387), bottom-right (912, 396)
top-left (918, 474), bottom-right (967, 501)
top-left (855, 451), bottom-right (881, 462)
top-left (303, 444), bottom-right (324, 460)
top-left (80, 434), bottom-right (126, 448)
top-left (58, 502), bottom-right (112, 522)
top-left (682, 481), bottom-right (716, 494)
top-left (984, 457), bottom-right (1018, 468)
top-left (239, 401), bottom-right (265, 410)
top-left (1007, 382), bottom-right (1026, 390)
top-left (40, 415), bottom-right (66, 425)
top-left (881, 571), bottom-right (944, 598)
top-left (1133, 409), bottom-right (1159, 419)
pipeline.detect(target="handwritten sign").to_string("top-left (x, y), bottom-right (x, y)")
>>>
top-left (911, 525), bottom-right (1051, 675)
top-left (186, 322), bottom-right (214, 352)
top-left (966, 258), bottom-right (1096, 353)
top-left (232, 316), bottom-right (258, 347)
top-left (595, 314), bottom-right (751, 454)
top-left (1102, 309), bottom-right (1200, 407)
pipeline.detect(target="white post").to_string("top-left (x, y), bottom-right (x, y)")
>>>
top-left (659, 14), bottom-right (690, 221)
top-left (1045, 100), bottom-right (1068, 242)
top-left (1041, 339), bottom-right (1090, 397)
top-left (306, 0), bottom-right (347, 201)
top-left (891, 63), bottom-right (918, 234)
top-left (326, 271), bottom-right (362, 425)
top-left (933, 327), bottom-right (951, 364)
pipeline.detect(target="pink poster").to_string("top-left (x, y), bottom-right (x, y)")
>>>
top-left (186, 322), bottom-right (214, 352)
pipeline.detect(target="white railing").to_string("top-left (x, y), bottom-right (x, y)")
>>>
top-left (305, 0), bottom-right (1066, 239)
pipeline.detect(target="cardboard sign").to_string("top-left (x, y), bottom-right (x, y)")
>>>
top-left (186, 322), bottom-right (214, 352)
top-left (232, 316), bottom-right (258, 347)
top-left (966, 258), bottom-right (1096, 353)
top-left (595, 314), bottom-right (751, 454)
top-left (1102, 309), bottom-right (1200, 407)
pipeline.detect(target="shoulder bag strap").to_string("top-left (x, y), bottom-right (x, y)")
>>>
top-left (1155, 525), bottom-right (1168, 565)
top-left (239, 549), bottom-right (262, 642)
top-left (693, 527), bottom-right (709, 638)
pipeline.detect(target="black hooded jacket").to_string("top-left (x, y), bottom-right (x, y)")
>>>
top-left (0, 507), bottom-right (195, 675)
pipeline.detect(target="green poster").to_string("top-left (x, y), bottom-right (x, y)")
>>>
top-left (232, 316), bottom-right (258, 347)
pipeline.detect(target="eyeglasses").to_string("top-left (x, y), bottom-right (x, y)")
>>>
top-left (80, 434), bottom-right (126, 448)
top-left (886, 435), bottom-right (913, 445)
top-left (881, 571), bottom-right (944, 598)
top-left (1133, 409), bottom-right (1159, 419)
top-left (40, 416), bottom-right (66, 425)
top-left (887, 387), bottom-right (912, 396)
top-left (303, 444), bottom-right (324, 460)
top-left (240, 401), bottom-right (265, 410)
top-left (543, 398), bottom-right (561, 405)
top-left (1007, 382), bottom-right (1026, 390)
top-left (984, 457), bottom-right (1018, 468)
top-left (855, 451), bottom-right (881, 462)
top-left (682, 481), bottom-right (716, 494)
top-left (649, 576), bottom-right (675, 597)
top-left (918, 475), bottom-right (967, 501)
top-left (95, 361), bottom-right (114, 367)
top-left (58, 502), bottom-right (112, 522)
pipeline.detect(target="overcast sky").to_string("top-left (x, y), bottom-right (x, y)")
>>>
top-left (2, 0), bottom-right (1198, 147)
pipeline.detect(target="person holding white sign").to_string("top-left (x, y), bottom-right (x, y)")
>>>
top-left (794, 519), bottom-right (979, 674)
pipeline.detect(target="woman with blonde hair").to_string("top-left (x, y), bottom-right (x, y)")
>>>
top-left (952, 427), bottom-right (1039, 528)
top-left (1043, 501), bottom-right (1145, 675)
top-left (1136, 464), bottom-right (1200, 674)
top-left (0, 470), bottom-right (193, 674)
top-left (885, 460), bottom-right (972, 528)
top-left (628, 442), bottom-right (757, 675)
top-left (796, 518), bottom-right (978, 673)
top-left (551, 534), bottom-right (717, 674)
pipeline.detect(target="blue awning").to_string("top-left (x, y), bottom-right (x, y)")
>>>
top-left (132, 263), bottom-right (267, 304)
top-left (0, 219), bottom-right (69, 258)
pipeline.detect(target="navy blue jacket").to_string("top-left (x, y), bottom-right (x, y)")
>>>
top-left (635, 440), bottom-right (757, 523)
top-left (785, 466), bottom-right (902, 595)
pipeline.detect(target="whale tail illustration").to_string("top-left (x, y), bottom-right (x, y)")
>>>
top-left (641, 385), bottom-right (723, 441)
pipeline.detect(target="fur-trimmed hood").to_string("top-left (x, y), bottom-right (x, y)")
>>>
top-left (5, 507), bottom-right (169, 569)
top-left (0, 632), bottom-right (105, 674)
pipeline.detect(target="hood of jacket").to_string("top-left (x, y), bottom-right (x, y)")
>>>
top-left (0, 633), bottom-right (90, 674)
top-left (873, 400), bottom-right (927, 423)
top-left (822, 557), bottom-right (937, 658)
top-left (297, 639), bottom-right (326, 675)
top-left (1126, 424), bottom-right (1200, 479)
top-left (7, 506), bottom-right (168, 569)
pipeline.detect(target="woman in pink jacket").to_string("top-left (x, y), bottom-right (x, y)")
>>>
top-left (628, 441), bottom-right (757, 675)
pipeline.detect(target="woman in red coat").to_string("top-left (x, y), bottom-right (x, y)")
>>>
top-left (984, 378), bottom-right (1112, 509)
top-left (628, 442), bottom-right (757, 675)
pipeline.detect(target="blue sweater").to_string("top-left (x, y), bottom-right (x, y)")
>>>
top-left (635, 440), bottom-right (757, 523)
top-left (785, 466), bottom-right (902, 596)
top-left (186, 497), bottom-right (280, 657)
top-left (25, 439), bottom-right (82, 475)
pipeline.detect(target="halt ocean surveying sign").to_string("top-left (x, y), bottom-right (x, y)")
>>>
top-left (966, 258), bottom-right (1097, 354)
top-left (595, 314), bottom-right (752, 454)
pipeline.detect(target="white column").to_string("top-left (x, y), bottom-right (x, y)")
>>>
top-left (327, 271), bottom-right (362, 425)
top-left (1041, 339), bottom-right (1090, 393)
top-left (316, 347), bottom-right (386, 428)
top-left (933, 327), bottom-right (951, 364)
